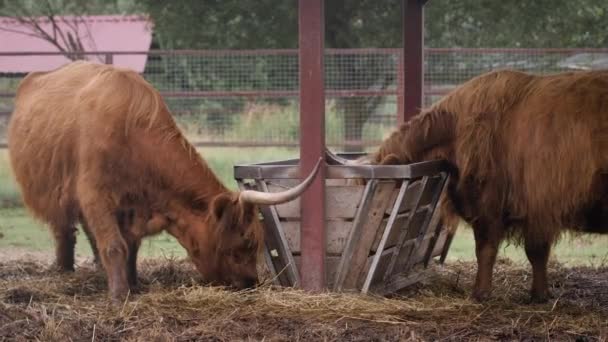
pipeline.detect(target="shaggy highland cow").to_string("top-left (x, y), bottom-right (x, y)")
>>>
top-left (367, 69), bottom-right (608, 302)
top-left (7, 61), bottom-right (320, 302)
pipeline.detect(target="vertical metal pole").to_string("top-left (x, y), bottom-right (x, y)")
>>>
top-left (299, 0), bottom-right (326, 291)
top-left (396, 52), bottom-right (405, 125)
top-left (401, 0), bottom-right (425, 122)
top-left (104, 53), bottom-right (114, 65)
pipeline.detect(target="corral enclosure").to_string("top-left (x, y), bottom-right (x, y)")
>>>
top-left (1, 48), bottom-right (608, 149)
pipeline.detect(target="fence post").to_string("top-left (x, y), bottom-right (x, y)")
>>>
top-left (298, 0), bottom-right (326, 292)
top-left (397, 52), bottom-right (405, 125)
top-left (104, 53), bottom-right (114, 65)
top-left (401, 0), bottom-right (425, 122)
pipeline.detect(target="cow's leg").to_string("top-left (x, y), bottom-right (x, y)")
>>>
top-left (115, 207), bottom-right (141, 289)
top-left (524, 236), bottom-right (553, 303)
top-left (126, 239), bottom-right (141, 289)
top-left (471, 221), bottom-right (504, 302)
top-left (77, 190), bottom-right (129, 303)
top-left (80, 216), bottom-right (101, 270)
top-left (51, 224), bottom-right (77, 272)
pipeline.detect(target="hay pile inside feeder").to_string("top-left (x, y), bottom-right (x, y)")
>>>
top-left (0, 256), bottom-right (606, 341)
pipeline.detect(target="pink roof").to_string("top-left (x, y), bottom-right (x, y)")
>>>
top-left (0, 15), bottom-right (153, 73)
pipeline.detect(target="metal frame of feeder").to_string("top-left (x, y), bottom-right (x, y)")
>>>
top-left (235, 149), bottom-right (454, 295)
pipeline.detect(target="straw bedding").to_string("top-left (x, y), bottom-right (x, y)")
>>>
top-left (0, 256), bottom-right (606, 341)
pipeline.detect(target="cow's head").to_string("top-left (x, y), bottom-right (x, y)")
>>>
top-left (174, 159), bottom-right (322, 290)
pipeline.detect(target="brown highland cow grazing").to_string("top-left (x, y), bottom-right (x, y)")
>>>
top-left (7, 61), bottom-right (320, 302)
top-left (368, 69), bottom-right (608, 302)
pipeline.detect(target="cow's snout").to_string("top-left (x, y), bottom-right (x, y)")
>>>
top-left (233, 277), bottom-right (257, 290)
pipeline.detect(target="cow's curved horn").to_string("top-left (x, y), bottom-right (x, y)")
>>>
top-left (239, 157), bottom-right (323, 205)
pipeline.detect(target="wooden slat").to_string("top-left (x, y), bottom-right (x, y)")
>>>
top-left (432, 230), bottom-right (450, 259)
top-left (269, 184), bottom-right (365, 219)
top-left (360, 181), bottom-right (410, 293)
top-left (257, 180), bottom-right (300, 287)
top-left (267, 178), bottom-right (350, 187)
top-left (362, 247), bottom-right (396, 287)
top-left (372, 269), bottom-right (432, 295)
top-left (384, 176), bottom-right (443, 215)
top-left (381, 176), bottom-right (429, 282)
top-left (366, 235), bottom-right (435, 287)
top-left (422, 183), bottom-right (449, 267)
top-left (333, 181), bottom-right (395, 291)
top-left (237, 181), bottom-right (286, 286)
top-left (399, 173), bottom-right (448, 274)
top-left (280, 220), bottom-right (352, 254)
top-left (424, 215), bottom-right (445, 260)
top-left (370, 209), bottom-right (429, 252)
top-left (261, 243), bottom-right (281, 285)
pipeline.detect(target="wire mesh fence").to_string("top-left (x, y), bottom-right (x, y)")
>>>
top-left (1, 48), bottom-right (607, 150)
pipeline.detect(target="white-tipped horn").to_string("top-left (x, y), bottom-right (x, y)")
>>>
top-left (239, 157), bottom-right (323, 205)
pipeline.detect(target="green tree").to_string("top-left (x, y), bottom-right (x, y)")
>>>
top-left (139, 0), bottom-right (403, 151)
top-left (425, 0), bottom-right (607, 48)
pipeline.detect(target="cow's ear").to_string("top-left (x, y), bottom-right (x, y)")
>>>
top-left (380, 153), bottom-right (402, 165)
top-left (238, 201), bottom-right (257, 225)
top-left (211, 193), bottom-right (235, 222)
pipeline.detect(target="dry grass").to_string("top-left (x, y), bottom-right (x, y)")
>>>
top-left (0, 257), bottom-right (607, 341)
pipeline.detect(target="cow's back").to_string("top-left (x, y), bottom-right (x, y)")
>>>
top-left (502, 71), bottom-right (608, 230)
top-left (7, 62), bottom-right (108, 225)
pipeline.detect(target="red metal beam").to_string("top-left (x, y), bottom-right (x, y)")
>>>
top-left (298, 0), bottom-right (326, 291)
top-left (1, 47), bottom-right (607, 58)
top-left (0, 89), bottom-right (398, 100)
top-left (400, 0), bottom-right (425, 124)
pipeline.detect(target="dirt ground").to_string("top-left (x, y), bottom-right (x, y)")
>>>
top-left (0, 249), bottom-right (607, 341)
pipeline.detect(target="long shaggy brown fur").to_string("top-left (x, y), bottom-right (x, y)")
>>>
top-left (7, 61), bottom-right (265, 301)
top-left (369, 68), bottom-right (608, 301)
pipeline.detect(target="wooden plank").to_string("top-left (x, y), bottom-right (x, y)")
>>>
top-left (381, 176), bottom-right (429, 282)
top-left (399, 174), bottom-right (449, 274)
top-left (236, 181), bottom-right (288, 286)
top-left (267, 178), bottom-right (350, 187)
top-left (421, 175), bottom-right (450, 267)
top-left (422, 203), bottom-right (447, 266)
top-left (360, 181), bottom-right (409, 293)
top-left (361, 247), bottom-right (396, 288)
top-left (364, 235), bottom-right (434, 288)
top-left (262, 246), bottom-right (281, 286)
top-left (257, 180), bottom-right (301, 287)
top-left (269, 184), bottom-right (365, 219)
top-left (333, 181), bottom-right (395, 291)
top-left (438, 229), bottom-right (454, 264)
top-left (370, 209), bottom-right (429, 252)
top-left (292, 255), bottom-right (341, 289)
top-left (280, 220), bottom-right (352, 254)
top-left (372, 269), bottom-right (432, 295)
top-left (385, 176), bottom-right (443, 215)
top-left (432, 230), bottom-right (449, 259)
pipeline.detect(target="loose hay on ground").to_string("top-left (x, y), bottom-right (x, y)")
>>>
top-left (0, 257), bottom-right (606, 341)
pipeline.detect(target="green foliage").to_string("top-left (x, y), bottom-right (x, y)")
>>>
top-left (425, 0), bottom-right (608, 48)
top-left (0, 0), bottom-right (142, 17)
top-left (2, 206), bottom-right (608, 265)
top-left (0, 149), bottom-right (21, 207)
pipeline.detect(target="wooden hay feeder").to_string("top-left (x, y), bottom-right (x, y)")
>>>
top-left (234, 150), bottom-right (454, 295)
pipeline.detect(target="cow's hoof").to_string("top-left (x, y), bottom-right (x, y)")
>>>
top-left (471, 289), bottom-right (491, 302)
top-left (110, 292), bottom-right (129, 306)
top-left (109, 285), bottom-right (131, 305)
top-left (528, 289), bottom-right (552, 304)
top-left (51, 263), bottom-right (75, 273)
